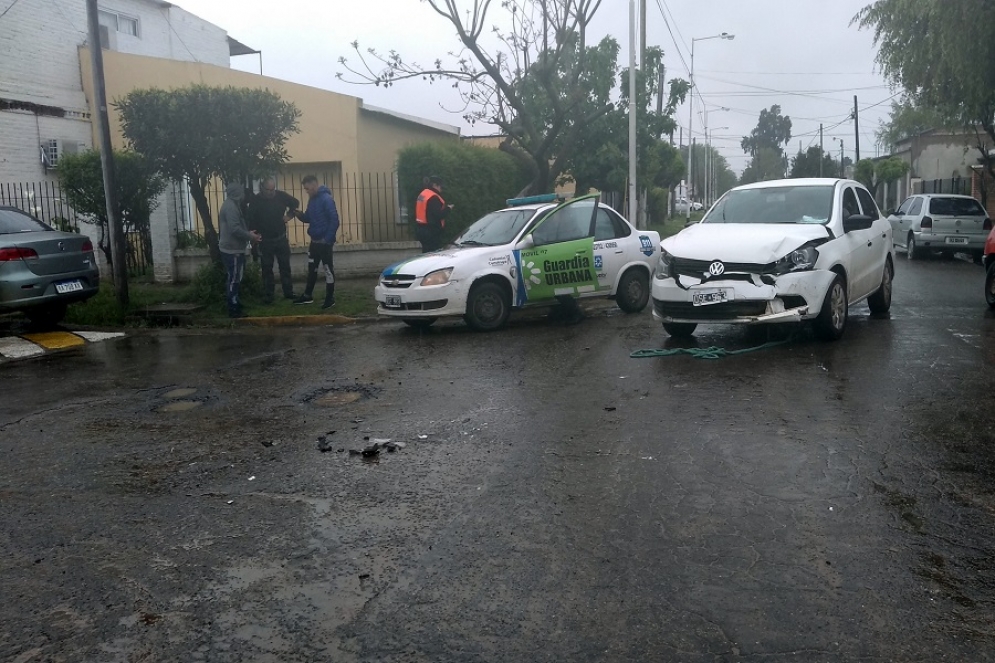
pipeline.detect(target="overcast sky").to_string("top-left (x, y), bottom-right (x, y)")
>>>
top-left (172, 0), bottom-right (897, 176)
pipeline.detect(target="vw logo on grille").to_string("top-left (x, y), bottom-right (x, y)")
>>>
top-left (708, 261), bottom-right (725, 276)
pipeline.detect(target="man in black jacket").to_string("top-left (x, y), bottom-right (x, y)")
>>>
top-left (247, 177), bottom-right (299, 303)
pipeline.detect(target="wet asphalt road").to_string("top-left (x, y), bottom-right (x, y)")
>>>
top-left (2, 254), bottom-right (995, 662)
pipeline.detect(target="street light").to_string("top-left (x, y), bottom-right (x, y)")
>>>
top-left (686, 32), bottom-right (734, 223)
top-left (836, 138), bottom-right (845, 178)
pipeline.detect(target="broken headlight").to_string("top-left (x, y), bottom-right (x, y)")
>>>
top-left (655, 248), bottom-right (675, 280)
top-left (771, 246), bottom-right (819, 275)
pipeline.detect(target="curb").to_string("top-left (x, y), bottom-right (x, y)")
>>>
top-left (235, 314), bottom-right (360, 327)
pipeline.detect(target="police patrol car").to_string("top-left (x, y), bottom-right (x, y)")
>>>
top-left (375, 193), bottom-right (661, 331)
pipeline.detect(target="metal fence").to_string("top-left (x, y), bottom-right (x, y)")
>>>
top-left (1, 180), bottom-right (153, 276)
top-left (172, 171), bottom-right (415, 247)
top-left (915, 177), bottom-right (971, 196)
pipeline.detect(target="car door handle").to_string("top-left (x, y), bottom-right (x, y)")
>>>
top-left (614, 249), bottom-right (624, 254)
top-left (867, 241), bottom-right (873, 247)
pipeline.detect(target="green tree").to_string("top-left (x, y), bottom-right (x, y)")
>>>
top-left (789, 146), bottom-right (837, 179)
top-left (740, 147), bottom-right (788, 184)
top-left (115, 85), bottom-right (301, 262)
top-left (57, 150), bottom-right (166, 270)
top-left (853, 157), bottom-right (910, 197)
top-left (741, 105), bottom-right (792, 157)
top-left (340, 0), bottom-right (618, 195)
top-left (855, 0), bottom-right (995, 184)
top-left (876, 98), bottom-right (949, 150)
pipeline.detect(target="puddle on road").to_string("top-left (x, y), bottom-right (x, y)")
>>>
top-left (304, 384), bottom-right (382, 407)
top-left (164, 388), bottom-right (198, 400)
top-left (158, 400), bottom-right (203, 413)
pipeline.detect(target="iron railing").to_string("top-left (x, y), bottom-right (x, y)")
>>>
top-left (171, 171), bottom-right (415, 247)
top-left (916, 177), bottom-right (971, 196)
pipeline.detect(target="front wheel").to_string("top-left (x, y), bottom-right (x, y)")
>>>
top-left (26, 302), bottom-right (67, 329)
top-left (616, 268), bottom-right (650, 313)
top-left (663, 322), bottom-right (697, 338)
top-left (867, 259), bottom-right (893, 314)
top-left (985, 263), bottom-right (995, 310)
top-left (813, 275), bottom-right (848, 341)
top-left (464, 282), bottom-right (510, 332)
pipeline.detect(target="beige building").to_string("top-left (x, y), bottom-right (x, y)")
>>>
top-left (80, 47), bottom-right (460, 253)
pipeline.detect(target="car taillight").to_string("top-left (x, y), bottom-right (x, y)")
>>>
top-left (921, 216), bottom-right (933, 229)
top-left (81, 239), bottom-right (94, 252)
top-left (984, 218), bottom-right (993, 231)
top-left (0, 247), bottom-right (39, 261)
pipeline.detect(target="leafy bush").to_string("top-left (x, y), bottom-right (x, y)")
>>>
top-left (176, 230), bottom-right (208, 250)
top-left (185, 259), bottom-right (263, 308)
top-left (397, 141), bottom-right (532, 242)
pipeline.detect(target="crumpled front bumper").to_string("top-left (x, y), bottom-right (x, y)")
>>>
top-left (650, 270), bottom-right (837, 325)
top-left (374, 280), bottom-right (469, 318)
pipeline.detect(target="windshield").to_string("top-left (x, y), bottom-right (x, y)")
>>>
top-left (928, 197), bottom-right (986, 216)
top-left (0, 208), bottom-right (51, 234)
top-left (453, 209), bottom-right (536, 246)
top-left (704, 185), bottom-right (835, 225)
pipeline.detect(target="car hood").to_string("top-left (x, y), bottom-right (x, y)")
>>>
top-left (381, 245), bottom-right (504, 277)
top-left (662, 223), bottom-right (832, 262)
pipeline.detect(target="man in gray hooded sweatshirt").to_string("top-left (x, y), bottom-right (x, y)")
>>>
top-left (218, 183), bottom-right (261, 318)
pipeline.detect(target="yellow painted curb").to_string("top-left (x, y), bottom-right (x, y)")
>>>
top-left (21, 331), bottom-right (86, 349)
top-left (235, 314), bottom-right (358, 327)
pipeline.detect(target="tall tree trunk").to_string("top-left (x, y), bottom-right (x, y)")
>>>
top-left (189, 178), bottom-right (221, 264)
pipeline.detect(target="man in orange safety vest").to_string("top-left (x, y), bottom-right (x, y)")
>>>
top-left (414, 176), bottom-right (452, 253)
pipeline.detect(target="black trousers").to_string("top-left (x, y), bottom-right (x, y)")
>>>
top-left (304, 241), bottom-right (335, 298)
top-left (416, 225), bottom-right (444, 253)
top-left (258, 235), bottom-right (294, 300)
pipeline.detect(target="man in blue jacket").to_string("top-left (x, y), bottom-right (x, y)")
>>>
top-left (290, 175), bottom-right (340, 309)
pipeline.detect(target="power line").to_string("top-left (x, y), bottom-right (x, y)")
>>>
top-left (0, 0), bottom-right (24, 21)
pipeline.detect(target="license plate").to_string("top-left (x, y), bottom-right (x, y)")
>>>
top-left (945, 237), bottom-right (968, 244)
top-left (55, 280), bottom-right (84, 294)
top-left (384, 295), bottom-right (402, 308)
top-left (692, 288), bottom-right (733, 306)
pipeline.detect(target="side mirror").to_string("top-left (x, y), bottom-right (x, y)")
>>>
top-left (518, 234), bottom-right (535, 250)
top-left (843, 213), bottom-right (874, 233)
top-left (885, 209), bottom-right (896, 217)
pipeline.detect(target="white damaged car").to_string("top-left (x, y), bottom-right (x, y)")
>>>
top-left (651, 178), bottom-right (894, 341)
top-left (375, 194), bottom-right (661, 331)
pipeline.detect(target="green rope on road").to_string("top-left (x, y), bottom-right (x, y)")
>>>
top-left (630, 337), bottom-right (795, 360)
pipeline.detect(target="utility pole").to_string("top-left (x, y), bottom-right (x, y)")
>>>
top-left (86, 0), bottom-right (128, 307)
top-left (627, 0), bottom-right (638, 227)
top-left (819, 124), bottom-right (824, 177)
top-left (640, 0), bottom-right (646, 64)
top-left (853, 95), bottom-right (860, 163)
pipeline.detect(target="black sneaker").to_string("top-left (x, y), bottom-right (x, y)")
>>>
top-left (293, 294), bottom-right (314, 305)
top-left (321, 299), bottom-right (336, 310)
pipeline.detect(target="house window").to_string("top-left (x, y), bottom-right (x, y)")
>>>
top-left (98, 9), bottom-right (140, 37)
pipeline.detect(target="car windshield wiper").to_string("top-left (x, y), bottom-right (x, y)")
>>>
top-left (457, 239), bottom-right (491, 246)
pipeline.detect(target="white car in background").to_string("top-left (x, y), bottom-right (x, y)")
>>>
top-left (374, 194), bottom-right (661, 331)
top-left (651, 178), bottom-right (894, 341)
top-left (886, 193), bottom-right (991, 262)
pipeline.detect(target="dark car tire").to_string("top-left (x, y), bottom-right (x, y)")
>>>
top-left (616, 268), bottom-right (650, 313)
top-left (403, 318), bottom-right (437, 329)
top-left (907, 233), bottom-right (924, 260)
top-left (814, 274), bottom-right (848, 341)
top-left (986, 263), bottom-right (995, 310)
top-left (26, 302), bottom-right (68, 329)
top-left (663, 322), bottom-right (697, 338)
top-left (464, 282), bottom-right (510, 332)
top-left (867, 259), bottom-right (893, 314)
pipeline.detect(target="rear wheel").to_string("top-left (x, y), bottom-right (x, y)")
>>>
top-left (867, 259), bottom-right (893, 314)
top-left (616, 268), bottom-right (650, 313)
top-left (464, 282), bottom-right (510, 331)
top-left (403, 318), bottom-right (437, 329)
top-left (663, 322), bottom-right (697, 338)
top-left (26, 302), bottom-right (68, 329)
top-left (814, 274), bottom-right (847, 341)
top-left (907, 233), bottom-right (924, 260)
top-left (986, 263), bottom-right (995, 310)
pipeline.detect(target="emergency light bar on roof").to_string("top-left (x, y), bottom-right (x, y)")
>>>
top-left (506, 193), bottom-right (562, 207)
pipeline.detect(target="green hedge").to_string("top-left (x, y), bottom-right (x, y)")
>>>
top-left (397, 141), bottom-right (532, 243)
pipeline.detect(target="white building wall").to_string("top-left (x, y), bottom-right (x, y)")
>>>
top-left (0, 0), bottom-right (230, 182)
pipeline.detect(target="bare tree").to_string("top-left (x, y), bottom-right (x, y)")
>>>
top-left (339, 0), bottom-right (613, 195)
